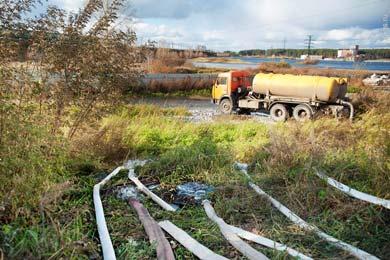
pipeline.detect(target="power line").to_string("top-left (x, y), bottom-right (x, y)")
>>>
top-left (304, 35), bottom-right (314, 55)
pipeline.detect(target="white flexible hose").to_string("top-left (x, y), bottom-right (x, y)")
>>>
top-left (235, 163), bottom-right (380, 260)
top-left (315, 169), bottom-right (390, 209)
top-left (126, 160), bottom-right (177, 212)
top-left (227, 225), bottom-right (313, 260)
top-left (94, 160), bottom-right (177, 260)
top-left (93, 166), bottom-right (124, 260)
top-left (203, 200), bottom-right (270, 260)
top-left (159, 220), bottom-right (228, 260)
top-left (128, 175), bottom-right (177, 212)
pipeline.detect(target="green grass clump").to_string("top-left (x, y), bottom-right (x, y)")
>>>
top-left (347, 85), bottom-right (363, 93)
top-left (0, 105), bottom-right (69, 222)
top-left (0, 103), bottom-right (101, 258)
top-left (93, 105), bottom-right (269, 161)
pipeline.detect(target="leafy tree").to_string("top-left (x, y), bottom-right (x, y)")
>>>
top-left (0, 0), bottom-right (145, 138)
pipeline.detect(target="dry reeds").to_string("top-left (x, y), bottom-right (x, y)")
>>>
top-left (135, 77), bottom-right (215, 94)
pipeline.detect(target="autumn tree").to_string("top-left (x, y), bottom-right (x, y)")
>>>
top-left (0, 0), bottom-right (145, 138)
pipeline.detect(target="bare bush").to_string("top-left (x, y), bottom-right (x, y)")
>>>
top-left (145, 48), bottom-right (187, 73)
top-left (258, 61), bottom-right (291, 71)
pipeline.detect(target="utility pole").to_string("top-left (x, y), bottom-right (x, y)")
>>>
top-left (304, 35), bottom-right (313, 56)
top-left (283, 38), bottom-right (287, 56)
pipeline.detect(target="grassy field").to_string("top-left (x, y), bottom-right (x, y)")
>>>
top-left (1, 88), bottom-right (389, 259)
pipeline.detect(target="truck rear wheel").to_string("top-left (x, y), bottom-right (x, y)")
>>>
top-left (293, 104), bottom-right (313, 122)
top-left (219, 98), bottom-right (233, 114)
top-left (270, 104), bottom-right (289, 122)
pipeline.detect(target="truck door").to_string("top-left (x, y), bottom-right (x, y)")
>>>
top-left (212, 76), bottom-right (228, 101)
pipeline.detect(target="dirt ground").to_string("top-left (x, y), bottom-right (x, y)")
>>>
top-left (129, 96), bottom-right (273, 123)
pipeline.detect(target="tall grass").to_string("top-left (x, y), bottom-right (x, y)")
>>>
top-left (0, 106), bottom-right (68, 223)
top-left (0, 98), bottom-right (103, 258)
top-left (81, 105), bottom-right (269, 162)
top-left (247, 113), bottom-right (390, 258)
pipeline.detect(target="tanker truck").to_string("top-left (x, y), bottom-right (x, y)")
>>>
top-left (211, 71), bottom-right (354, 121)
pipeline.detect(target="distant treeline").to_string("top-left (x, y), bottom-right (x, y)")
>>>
top-left (358, 49), bottom-right (390, 60)
top-left (237, 49), bottom-right (390, 59)
top-left (239, 49), bottom-right (338, 58)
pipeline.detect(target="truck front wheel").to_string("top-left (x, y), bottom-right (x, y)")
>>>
top-left (219, 98), bottom-right (233, 114)
top-left (270, 104), bottom-right (289, 122)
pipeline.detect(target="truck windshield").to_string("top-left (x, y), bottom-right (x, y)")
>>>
top-left (217, 77), bottom-right (228, 85)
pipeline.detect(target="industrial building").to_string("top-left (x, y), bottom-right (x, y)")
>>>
top-left (300, 54), bottom-right (323, 60)
top-left (337, 45), bottom-right (359, 61)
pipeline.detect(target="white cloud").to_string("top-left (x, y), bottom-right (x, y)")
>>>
top-left (45, 0), bottom-right (390, 50)
top-left (318, 27), bottom-right (390, 48)
top-left (134, 22), bottom-right (183, 39)
top-left (320, 29), bottom-right (356, 41)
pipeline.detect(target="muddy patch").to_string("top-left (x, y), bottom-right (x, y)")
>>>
top-left (130, 97), bottom-right (274, 123)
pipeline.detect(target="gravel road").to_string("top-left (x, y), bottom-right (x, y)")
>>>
top-left (129, 97), bottom-right (273, 123)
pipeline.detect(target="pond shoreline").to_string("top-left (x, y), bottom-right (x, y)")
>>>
top-left (191, 56), bottom-right (390, 72)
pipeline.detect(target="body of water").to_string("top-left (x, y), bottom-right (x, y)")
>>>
top-left (194, 57), bottom-right (390, 71)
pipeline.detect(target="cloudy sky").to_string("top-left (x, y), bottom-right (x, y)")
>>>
top-left (49, 0), bottom-right (390, 51)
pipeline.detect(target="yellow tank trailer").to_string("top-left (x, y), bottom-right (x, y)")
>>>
top-left (252, 74), bottom-right (348, 103)
top-left (212, 71), bottom-right (353, 122)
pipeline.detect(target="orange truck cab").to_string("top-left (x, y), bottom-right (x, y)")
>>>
top-left (212, 71), bottom-right (251, 114)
